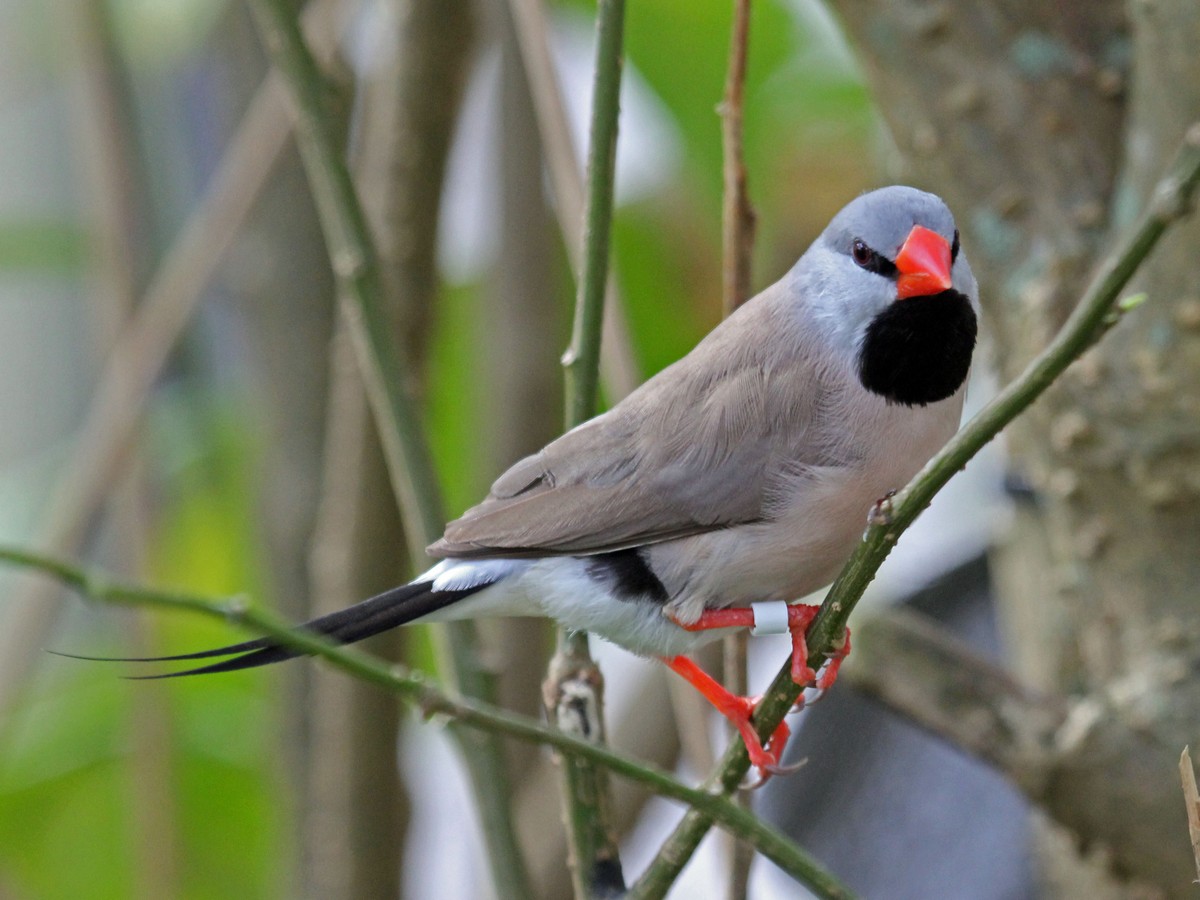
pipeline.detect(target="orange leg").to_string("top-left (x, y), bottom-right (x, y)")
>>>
top-left (661, 655), bottom-right (792, 777)
top-left (817, 626), bottom-right (851, 691)
top-left (665, 605), bottom-right (852, 780)
top-left (672, 604), bottom-right (828, 688)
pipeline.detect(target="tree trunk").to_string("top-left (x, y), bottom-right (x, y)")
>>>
top-left (830, 1), bottom-right (1200, 895)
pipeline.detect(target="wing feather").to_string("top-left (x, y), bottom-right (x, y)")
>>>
top-left (429, 288), bottom-right (831, 558)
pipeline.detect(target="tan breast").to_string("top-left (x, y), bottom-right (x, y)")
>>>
top-left (646, 384), bottom-right (965, 622)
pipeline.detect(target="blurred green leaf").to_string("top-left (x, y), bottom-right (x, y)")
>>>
top-left (106, 0), bottom-right (232, 70)
top-left (0, 222), bottom-right (87, 273)
top-left (0, 394), bottom-right (285, 900)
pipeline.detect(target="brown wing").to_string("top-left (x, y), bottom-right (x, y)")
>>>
top-left (428, 290), bottom-right (827, 558)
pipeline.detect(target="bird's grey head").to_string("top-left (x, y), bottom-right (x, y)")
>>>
top-left (796, 185), bottom-right (979, 407)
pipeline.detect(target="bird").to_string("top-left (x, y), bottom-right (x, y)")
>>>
top-left (92, 185), bottom-right (978, 778)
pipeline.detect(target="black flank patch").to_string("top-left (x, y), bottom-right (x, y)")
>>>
top-left (586, 548), bottom-right (669, 604)
top-left (857, 289), bottom-right (977, 407)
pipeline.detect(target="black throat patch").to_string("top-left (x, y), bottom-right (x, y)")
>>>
top-left (857, 290), bottom-right (977, 406)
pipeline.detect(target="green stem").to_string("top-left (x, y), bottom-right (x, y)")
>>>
top-left (245, 0), bottom-right (441, 555)
top-left (551, 0), bottom-right (627, 895)
top-left (629, 126), bottom-right (1200, 899)
top-left (244, 2), bottom-right (530, 895)
top-left (1, 544), bottom-right (854, 899)
top-left (718, 2), bottom-right (758, 895)
top-left (563, 0), bottom-right (625, 426)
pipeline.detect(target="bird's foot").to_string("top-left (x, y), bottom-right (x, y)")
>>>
top-left (794, 626), bottom-right (852, 710)
top-left (664, 605), bottom-right (851, 780)
top-left (669, 603), bottom-right (821, 688)
top-left (662, 655), bottom-right (796, 785)
top-left (784, 604), bottom-right (819, 686)
top-left (817, 626), bottom-right (851, 691)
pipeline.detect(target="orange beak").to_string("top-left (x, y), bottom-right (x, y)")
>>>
top-left (895, 225), bottom-right (953, 299)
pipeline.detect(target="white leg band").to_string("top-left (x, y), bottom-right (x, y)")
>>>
top-left (750, 601), bottom-right (791, 636)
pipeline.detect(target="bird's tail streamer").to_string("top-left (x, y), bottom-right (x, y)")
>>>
top-left (58, 579), bottom-right (488, 678)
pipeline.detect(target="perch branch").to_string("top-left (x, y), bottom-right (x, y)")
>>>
top-left (718, 1), bottom-right (758, 895)
top-left (549, 0), bottom-right (627, 893)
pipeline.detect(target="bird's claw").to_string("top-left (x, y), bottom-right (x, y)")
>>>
top-left (763, 758), bottom-right (807, 777)
top-left (792, 629), bottom-right (851, 711)
top-left (741, 756), bottom-right (807, 789)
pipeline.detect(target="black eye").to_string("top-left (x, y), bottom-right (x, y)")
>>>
top-left (851, 239), bottom-right (873, 267)
top-left (951, 229), bottom-right (960, 263)
top-left (850, 238), bottom-right (898, 277)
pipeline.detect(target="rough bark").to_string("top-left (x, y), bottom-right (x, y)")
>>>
top-left (830, 1), bottom-right (1200, 894)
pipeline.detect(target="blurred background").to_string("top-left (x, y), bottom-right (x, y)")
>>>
top-left (1, 0), bottom-right (1196, 898)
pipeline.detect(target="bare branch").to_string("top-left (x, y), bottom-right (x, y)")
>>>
top-left (546, 0), bottom-right (630, 891)
top-left (719, 0), bottom-right (756, 317)
top-left (718, 2), bottom-right (758, 895)
top-left (1179, 748), bottom-right (1200, 884)
top-left (505, 0), bottom-right (641, 401)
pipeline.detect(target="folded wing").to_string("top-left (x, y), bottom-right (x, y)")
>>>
top-left (430, 293), bottom-right (832, 558)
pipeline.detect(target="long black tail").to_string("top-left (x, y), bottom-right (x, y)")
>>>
top-left (63, 580), bottom-right (486, 679)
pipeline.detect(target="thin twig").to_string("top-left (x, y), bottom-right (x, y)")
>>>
top-left (0, 544), bottom-right (854, 899)
top-left (0, 24), bottom-right (303, 716)
top-left (628, 125), bottom-right (1200, 900)
top-left (1180, 747), bottom-right (1200, 884)
top-left (243, 0), bottom-right (531, 894)
top-left (562, 0), bottom-right (626, 426)
top-left (545, 0), bottom-right (629, 894)
top-left (719, 0), bottom-right (756, 317)
top-left (63, 3), bottom-right (180, 894)
top-left (505, 0), bottom-right (641, 400)
top-left (717, 1), bottom-right (758, 895)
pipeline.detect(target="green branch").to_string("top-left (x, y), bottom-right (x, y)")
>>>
top-left (550, 0), bottom-right (628, 894)
top-left (244, 0), bottom-right (441, 558)
top-left (628, 126), bottom-right (1200, 898)
top-left (243, 1), bottom-right (529, 895)
top-left (0, 545), bottom-right (854, 899)
top-left (563, 0), bottom-right (625, 426)
top-left (718, 2), bottom-right (758, 895)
